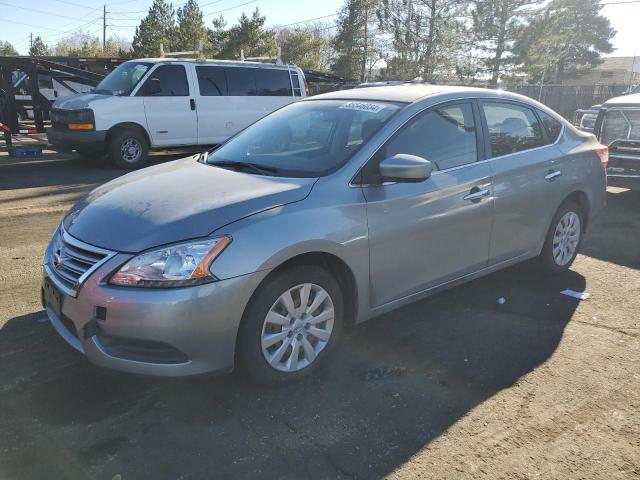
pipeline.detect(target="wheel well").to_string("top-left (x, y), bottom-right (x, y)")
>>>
top-left (256, 252), bottom-right (358, 324)
top-left (565, 191), bottom-right (590, 231)
top-left (106, 122), bottom-right (150, 147)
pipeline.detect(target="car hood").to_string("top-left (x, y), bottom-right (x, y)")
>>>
top-left (63, 158), bottom-right (316, 252)
top-left (53, 92), bottom-right (113, 110)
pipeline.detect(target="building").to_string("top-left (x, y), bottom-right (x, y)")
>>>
top-left (565, 56), bottom-right (640, 86)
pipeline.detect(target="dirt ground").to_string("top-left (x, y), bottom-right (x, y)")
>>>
top-left (0, 149), bottom-right (638, 480)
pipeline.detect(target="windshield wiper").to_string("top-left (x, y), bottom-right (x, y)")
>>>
top-left (209, 160), bottom-right (279, 176)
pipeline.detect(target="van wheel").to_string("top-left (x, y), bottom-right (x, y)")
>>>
top-left (539, 200), bottom-right (583, 273)
top-left (237, 265), bottom-right (344, 385)
top-left (108, 128), bottom-right (149, 169)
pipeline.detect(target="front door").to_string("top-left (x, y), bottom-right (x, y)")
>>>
top-left (361, 101), bottom-right (495, 308)
top-left (140, 64), bottom-right (198, 147)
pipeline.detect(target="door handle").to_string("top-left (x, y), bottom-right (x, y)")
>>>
top-left (190, 98), bottom-right (196, 110)
top-left (463, 187), bottom-right (491, 202)
top-left (545, 170), bottom-right (562, 181)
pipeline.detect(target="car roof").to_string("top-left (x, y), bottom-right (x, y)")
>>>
top-left (132, 58), bottom-right (295, 70)
top-left (310, 84), bottom-right (536, 105)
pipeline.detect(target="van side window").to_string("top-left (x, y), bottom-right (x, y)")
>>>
top-left (537, 109), bottom-right (563, 143)
top-left (381, 102), bottom-right (478, 171)
top-left (196, 66), bottom-right (227, 96)
top-left (481, 102), bottom-right (544, 157)
top-left (225, 67), bottom-right (257, 96)
top-left (142, 65), bottom-right (189, 96)
top-left (255, 69), bottom-right (292, 96)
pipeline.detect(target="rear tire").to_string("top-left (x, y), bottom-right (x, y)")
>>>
top-left (108, 128), bottom-right (149, 169)
top-left (538, 200), bottom-right (583, 273)
top-left (237, 265), bottom-right (344, 386)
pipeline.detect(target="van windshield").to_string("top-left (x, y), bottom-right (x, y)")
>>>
top-left (207, 100), bottom-right (402, 177)
top-left (94, 62), bottom-right (151, 96)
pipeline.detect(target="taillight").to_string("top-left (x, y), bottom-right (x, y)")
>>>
top-left (303, 77), bottom-right (310, 97)
top-left (594, 146), bottom-right (609, 169)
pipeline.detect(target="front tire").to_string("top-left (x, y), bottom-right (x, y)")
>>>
top-left (108, 128), bottom-right (149, 169)
top-left (539, 200), bottom-right (583, 273)
top-left (237, 265), bottom-right (344, 385)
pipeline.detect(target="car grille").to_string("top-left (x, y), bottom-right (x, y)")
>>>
top-left (50, 108), bottom-right (73, 129)
top-left (48, 228), bottom-right (115, 295)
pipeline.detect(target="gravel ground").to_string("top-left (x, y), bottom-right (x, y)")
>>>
top-left (0, 151), bottom-right (638, 480)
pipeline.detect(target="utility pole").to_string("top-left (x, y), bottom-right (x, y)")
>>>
top-left (30, 32), bottom-right (33, 51)
top-left (103, 4), bottom-right (107, 51)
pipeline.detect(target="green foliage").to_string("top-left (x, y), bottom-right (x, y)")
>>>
top-left (378, 0), bottom-right (468, 82)
top-left (278, 27), bottom-right (331, 71)
top-left (176, 0), bottom-right (210, 54)
top-left (0, 41), bottom-right (18, 56)
top-left (29, 37), bottom-right (49, 56)
top-left (209, 8), bottom-right (276, 60)
top-left (332, 0), bottom-right (379, 81)
top-left (470, 0), bottom-right (538, 84)
top-left (132, 0), bottom-right (178, 58)
top-left (53, 31), bottom-right (102, 57)
top-left (514, 0), bottom-right (615, 83)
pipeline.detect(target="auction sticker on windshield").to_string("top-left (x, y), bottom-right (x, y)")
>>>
top-left (339, 102), bottom-right (386, 113)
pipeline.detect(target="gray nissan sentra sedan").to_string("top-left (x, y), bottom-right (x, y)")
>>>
top-left (42, 85), bottom-right (607, 384)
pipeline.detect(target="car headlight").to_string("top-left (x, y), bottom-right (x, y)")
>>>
top-left (109, 236), bottom-right (232, 288)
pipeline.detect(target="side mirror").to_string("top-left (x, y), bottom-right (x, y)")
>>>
top-left (144, 78), bottom-right (162, 96)
top-left (379, 154), bottom-right (433, 183)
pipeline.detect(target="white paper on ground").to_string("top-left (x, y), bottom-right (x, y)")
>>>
top-left (560, 289), bottom-right (590, 300)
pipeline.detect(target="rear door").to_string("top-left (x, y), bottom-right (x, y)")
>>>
top-left (139, 64), bottom-right (198, 147)
top-left (480, 101), bottom-right (567, 264)
top-left (362, 101), bottom-right (494, 307)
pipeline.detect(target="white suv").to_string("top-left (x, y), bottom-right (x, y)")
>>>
top-left (47, 59), bottom-right (308, 168)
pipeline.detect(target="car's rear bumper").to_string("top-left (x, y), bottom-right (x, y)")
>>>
top-left (42, 256), bottom-right (268, 377)
top-left (47, 128), bottom-right (107, 153)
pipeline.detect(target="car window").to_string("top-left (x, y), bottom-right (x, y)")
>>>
top-left (537, 109), bottom-right (563, 143)
top-left (142, 65), bottom-right (189, 96)
top-left (380, 102), bottom-right (478, 171)
top-left (225, 67), bottom-right (256, 96)
top-left (208, 100), bottom-right (402, 177)
top-left (482, 102), bottom-right (544, 157)
top-left (196, 66), bottom-right (227, 96)
top-left (255, 69), bottom-right (292, 96)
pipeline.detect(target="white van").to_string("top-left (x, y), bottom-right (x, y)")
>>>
top-left (47, 59), bottom-right (309, 168)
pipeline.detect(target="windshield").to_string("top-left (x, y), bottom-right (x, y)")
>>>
top-left (94, 62), bottom-right (151, 96)
top-left (207, 100), bottom-right (402, 177)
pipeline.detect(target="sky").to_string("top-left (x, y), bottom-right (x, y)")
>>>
top-left (0, 0), bottom-right (638, 57)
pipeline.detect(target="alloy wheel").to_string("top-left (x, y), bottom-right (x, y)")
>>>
top-left (552, 211), bottom-right (581, 266)
top-left (260, 283), bottom-right (335, 372)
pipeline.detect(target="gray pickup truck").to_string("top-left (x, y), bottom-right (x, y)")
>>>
top-left (578, 87), bottom-right (640, 186)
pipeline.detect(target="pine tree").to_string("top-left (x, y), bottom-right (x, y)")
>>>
top-left (29, 36), bottom-right (49, 56)
top-left (176, 0), bottom-right (209, 55)
top-left (470, 0), bottom-right (539, 85)
top-left (278, 26), bottom-right (330, 71)
top-left (378, 0), bottom-right (468, 82)
top-left (0, 41), bottom-right (18, 56)
top-left (515, 0), bottom-right (615, 83)
top-left (332, 0), bottom-right (379, 82)
top-left (209, 9), bottom-right (275, 60)
top-left (132, 0), bottom-right (178, 58)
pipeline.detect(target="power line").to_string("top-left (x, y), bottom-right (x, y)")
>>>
top-left (0, 1), bottom-right (98, 22)
top-left (204, 0), bottom-right (258, 16)
top-left (51, 0), bottom-right (102, 10)
top-left (274, 13), bottom-right (338, 29)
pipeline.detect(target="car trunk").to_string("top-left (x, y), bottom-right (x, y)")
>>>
top-left (600, 108), bottom-right (640, 177)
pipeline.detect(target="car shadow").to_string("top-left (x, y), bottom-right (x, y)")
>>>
top-left (580, 187), bottom-right (640, 269)
top-left (0, 264), bottom-right (585, 479)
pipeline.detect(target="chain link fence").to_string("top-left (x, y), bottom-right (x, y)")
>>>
top-left (503, 84), bottom-right (636, 121)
